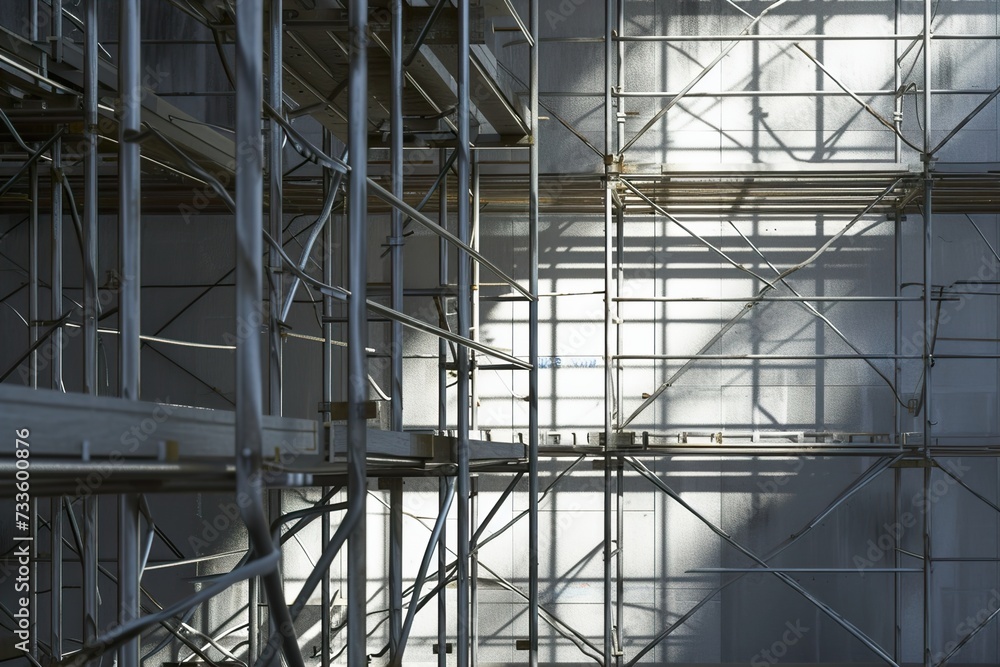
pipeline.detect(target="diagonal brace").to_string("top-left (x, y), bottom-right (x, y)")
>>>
top-left (625, 453), bottom-right (903, 666)
top-left (619, 177), bottom-right (903, 428)
top-left (626, 456), bottom-right (900, 667)
top-left (621, 0), bottom-right (791, 154)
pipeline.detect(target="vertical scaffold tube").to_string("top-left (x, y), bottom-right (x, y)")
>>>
top-left (457, 0), bottom-right (472, 662)
top-left (117, 1), bottom-right (141, 664)
top-left (528, 0), bottom-right (541, 662)
top-left (346, 0), bottom-right (370, 666)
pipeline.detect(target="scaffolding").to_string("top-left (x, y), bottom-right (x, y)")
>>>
top-left (4, 0), bottom-right (1000, 666)
top-left (0, 0), bottom-right (539, 666)
top-left (584, 0), bottom-right (1000, 666)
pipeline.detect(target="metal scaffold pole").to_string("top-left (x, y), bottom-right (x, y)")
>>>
top-left (347, 1), bottom-right (370, 667)
top-left (922, 0), bottom-right (934, 663)
top-left (603, 1), bottom-right (616, 666)
top-left (118, 6), bottom-right (140, 402)
top-left (614, 2), bottom-right (625, 658)
top-left (892, 5), bottom-right (904, 655)
top-left (321, 126), bottom-right (335, 667)
top-left (29, 164), bottom-right (38, 393)
top-left (389, 1), bottom-right (406, 656)
top-left (83, 0), bottom-right (99, 400)
top-left (470, 147), bottom-right (481, 667)
top-left (49, 35), bottom-right (64, 652)
top-left (235, 1), bottom-right (304, 666)
top-left (266, 5), bottom-right (284, 655)
top-left (389, 477), bottom-right (404, 660)
top-left (528, 0), bottom-right (541, 661)
top-left (28, 151), bottom-right (39, 663)
top-left (437, 146), bottom-right (450, 667)
top-left (457, 0), bottom-right (472, 662)
top-left (83, 0), bottom-right (100, 400)
top-left (269, 0), bottom-right (283, 416)
top-left (390, 0), bottom-right (405, 436)
top-left (83, 0), bottom-right (99, 608)
top-left (50, 150), bottom-right (62, 395)
top-left (616, 458), bottom-right (624, 667)
top-left (50, 499), bottom-right (61, 660)
top-left (470, 475), bottom-right (479, 667)
top-left (471, 153), bottom-right (480, 432)
top-left (118, 1), bottom-right (141, 665)
top-left (603, 2), bottom-right (614, 439)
